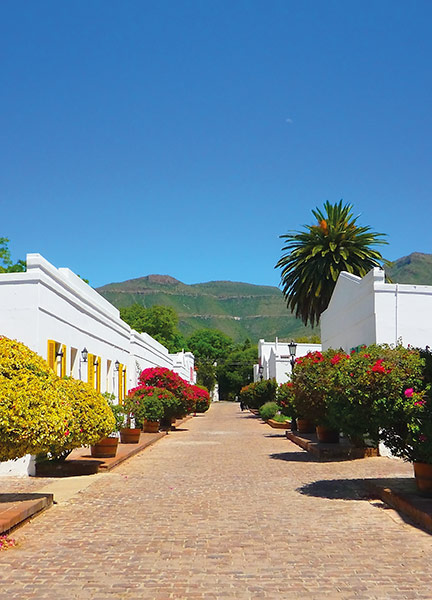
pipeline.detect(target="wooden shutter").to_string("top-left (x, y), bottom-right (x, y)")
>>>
top-left (61, 344), bottom-right (67, 377)
top-left (123, 367), bottom-right (127, 399)
top-left (47, 340), bottom-right (56, 371)
top-left (118, 363), bottom-right (123, 403)
top-left (96, 356), bottom-right (101, 392)
top-left (88, 353), bottom-right (95, 387)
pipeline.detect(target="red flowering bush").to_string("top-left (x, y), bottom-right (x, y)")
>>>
top-left (132, 367), bottom-right (210, 418)
top-left (326, 344), bottom-right (424, 446)
top-left (381, 388), bottom-right (432, 463)
top-left (189, 385), bottom-right (211, 413)
top-left (291, 349), bottom-right (349, 426)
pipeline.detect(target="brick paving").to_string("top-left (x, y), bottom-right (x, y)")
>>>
top-left (0, 402), bottom-right (431, 599)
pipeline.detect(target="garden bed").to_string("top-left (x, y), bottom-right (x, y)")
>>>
top-left (267, 418), bottom-right (291, 429)
top-left (286, 430), bottom-right (379, 460)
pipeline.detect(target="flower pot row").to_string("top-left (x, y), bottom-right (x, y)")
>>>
top-left (90, 421), bottom-right (160, 458)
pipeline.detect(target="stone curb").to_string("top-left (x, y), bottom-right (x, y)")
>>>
top-left (286, 430), bottom-right (379, 460)
top-left (0, 493), bottom-right (53, 534)
top-left (366, 478), bottom-right (432, 534)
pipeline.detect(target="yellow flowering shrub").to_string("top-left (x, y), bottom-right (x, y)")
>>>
top-left (46, 378), bottom-right (116, 458)
top-left (0, 337), bottom-right (115, 461)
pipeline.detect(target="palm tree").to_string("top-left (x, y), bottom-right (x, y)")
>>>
top-left (275, 200), bottom-right (388, 327)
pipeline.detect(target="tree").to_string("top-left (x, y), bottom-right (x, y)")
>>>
top-left (187, 329), bottom-right (234, 393)
top-left (275, 200), bottom-right (387, 327)
top-left (120, 304), bottom-right (187, 352)
top-left (217, 343), bottom-right (257, 400)
top-left (187, 329), bottom-right (233, 363)
top-left (0, 237), bottom-right (25, 273)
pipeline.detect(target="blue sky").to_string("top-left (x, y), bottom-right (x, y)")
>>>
top-left (1, 1), bottom-right (431, 288)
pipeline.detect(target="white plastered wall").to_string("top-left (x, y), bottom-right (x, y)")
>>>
top-left (321, 267), bottom-right (432, 352)
top-left (0, 254), bottom-right (196, 475)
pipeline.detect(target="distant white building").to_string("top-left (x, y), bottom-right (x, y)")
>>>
top-left (321, 267), bottom-right (432, 352)
top-left (255, 338), bottom-right (322, 384)
top-left (0, 253), bottom-right (196, 475)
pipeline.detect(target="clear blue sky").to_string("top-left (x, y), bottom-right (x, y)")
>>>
top-left (1, 1), bottom-right (431, 288)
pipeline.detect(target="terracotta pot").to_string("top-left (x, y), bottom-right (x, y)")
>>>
top-left (91, 436), bottom-right (119, 458)
top-left (120, 428), bottom-right (141, 444)
top-left (316, 425), bottom-right (340, 444)
top-left (297, 419), bottom-right (315, 433)
top-left (413, 462), bottom-right (432, 495)
top-left (143, 420), bottom-right (159, 433)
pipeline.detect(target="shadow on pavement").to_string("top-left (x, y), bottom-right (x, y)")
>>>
top-left (296, 478), bottom-right (369, 500)
top-left (269, 450), bottom-right (318, 463)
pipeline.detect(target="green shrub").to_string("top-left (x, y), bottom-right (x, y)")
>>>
top-left (276, 382), bottom-right (296, 417)
top-left (259, 401), bottom-right (279, 421)
top-left (239, 379), bottom-right (277, 410)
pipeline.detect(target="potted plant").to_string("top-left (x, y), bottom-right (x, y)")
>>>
top-left (292, 351), bottom-right (338, 438)
top-left (119, 395), bottom-right (142, 443)
top-left (141, 395), bottom-right (164, 433)
top-left (381, 387), bottom-right (432, 494)
top-left (126, 386), bottom-right (166, 433)
top-left (90, 394), bottom-right (122, 457)
top-left (326, 344), bottom-right (424, 449)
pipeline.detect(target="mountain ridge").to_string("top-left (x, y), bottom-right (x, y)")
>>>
top-left (96, 252), bottom-right (432, 343)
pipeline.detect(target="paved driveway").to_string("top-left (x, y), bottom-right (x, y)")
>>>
top-left (1, 402), bottom-right (431, 599)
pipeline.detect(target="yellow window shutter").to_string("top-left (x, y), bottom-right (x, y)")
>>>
top-left (88, 353), bottom-right (95, 387)
top-left (47, 340), bottom-right (56, 370)
top-left (61, 344), bottom-right (67, 377)
top-left (123, 367), bottom-right (127, 399)
top-left (118, 363), bottom-right (123, 403)
top-left (96, 356), bottom-right (101, 392)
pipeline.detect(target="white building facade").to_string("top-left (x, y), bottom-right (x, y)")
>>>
top-left (255, 338), bottom-right (322, 384)
top-left (321, 267), bottom-right (432, 352)
top-left (0, 254), bottom-right (196, 475)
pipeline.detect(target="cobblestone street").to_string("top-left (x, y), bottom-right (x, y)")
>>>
top-left (1, 402), bottom-right (431, 599)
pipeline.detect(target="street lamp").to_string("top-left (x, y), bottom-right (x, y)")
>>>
top-left (288, 340), bottom-right (297, 372)
top-left (81, 347), bottom-right (88, 363)
top-left (259, 365), bottom-right (264, 381)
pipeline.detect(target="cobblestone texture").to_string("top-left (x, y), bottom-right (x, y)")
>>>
top-left (0, 402), bottom-right (431, 599)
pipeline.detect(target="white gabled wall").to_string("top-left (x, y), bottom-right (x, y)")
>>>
top-left (0, 254), bottom-right (196, 476)
top-left (256, 339), bottom-right (322, 384)
top-left (321, 267), bottom-right (432, 352)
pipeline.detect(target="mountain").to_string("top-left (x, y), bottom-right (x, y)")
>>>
top-left (387, 253), bottom-right (432, 285)
top-left (96, 276), bottom-right (318, 343)
top-left (96, 253), bottom-right (432, 344)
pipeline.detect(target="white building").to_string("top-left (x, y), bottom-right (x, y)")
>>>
top-left (321, 267), bottom-right (432, 352)
top-left (255, 338), bottom-right (322, 384)
top-left (0, 254), bottom-right (196, 475)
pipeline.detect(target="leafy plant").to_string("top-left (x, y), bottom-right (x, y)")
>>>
top-left (276, 382), bottom-right (296, 418)
top-left (239, 379), bottom-right (277, 410)
top-left (259, 401), bottom-right (279, 421)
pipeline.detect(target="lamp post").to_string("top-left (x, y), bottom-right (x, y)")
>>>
top-left (288, 340), bottom-right (297, 430)
top-left (288, 340), bottom-right (297, 374)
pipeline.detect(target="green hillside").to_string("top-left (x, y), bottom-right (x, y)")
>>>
top-left (387, 253), bottom-right (432, 285)
top-left (96, 253), bottom-right (432, 344)
top-left (96, 275), bottom-right (317, 343)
